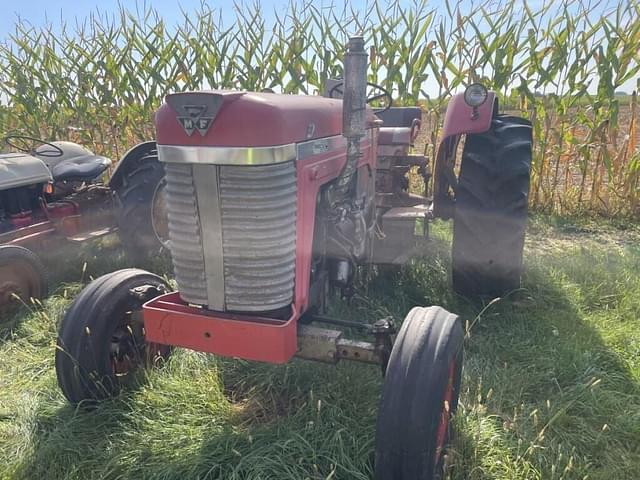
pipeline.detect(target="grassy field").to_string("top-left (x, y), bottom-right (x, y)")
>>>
top-left (0, 215), bottom-right (639, 480)
top-left (2, 0), bottom-right (639, 216)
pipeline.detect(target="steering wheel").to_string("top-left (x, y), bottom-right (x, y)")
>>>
top-left (328, 81), bottom-right (393, 114)
top-left (3, 134), bottom-right (64, 158)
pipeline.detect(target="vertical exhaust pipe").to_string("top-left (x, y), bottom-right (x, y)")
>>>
top-left (343, 35), bottom-right (368, 140)
top-left (333, 35), bottom-right (367, 201)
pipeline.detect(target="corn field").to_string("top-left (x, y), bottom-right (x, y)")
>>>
top-left (0, 0), bottom-right (638, 216)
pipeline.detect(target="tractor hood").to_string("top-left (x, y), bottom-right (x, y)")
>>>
top-left (0, 153), bottom-right (52, 190)
top-left (155, 90), bottom-right (373, 147)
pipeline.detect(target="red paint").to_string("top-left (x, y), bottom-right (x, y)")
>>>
top-left (10, 213), bottom-right (33, 229)
top-left (432, 90), bottom-right (498, 219)
top-left (143, 292), bottom-right (298, 363)
top-left (156, 90), bottom-right (376, 147)
top-left (148, 88), bottom-right (381, 363)
top-left (46, 202), bottom-right (77, 219)
top-left (142, 134), bottom-right (376, 363)
top-left (434, 358), bottom-right (457, 466)
top-left (45, 202), bottom-right (81, 236)
top-left (294, 132), bottom-right (375, 312)
top-left (3, 221), bottom-right (55, 246)
top-left (439, 91), bottom-right (496, 139)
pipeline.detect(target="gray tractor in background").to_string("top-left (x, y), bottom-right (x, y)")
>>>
top-left (0, 135), bottom-right (166, 310)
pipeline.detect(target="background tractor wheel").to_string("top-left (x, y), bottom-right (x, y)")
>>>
top-left (452, 114), bottom-right (532, 298)
top-left (0, 245), bottom-right (48, 312)
top-left (113, 149), bottom-right (168, 260)
top-left (375, 306), bottom-right (464, 480)
top-left (55, 269), bottom-right (171, 404)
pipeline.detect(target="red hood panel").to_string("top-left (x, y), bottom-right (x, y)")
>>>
top-left (156, 90), bottom-right (352, 147)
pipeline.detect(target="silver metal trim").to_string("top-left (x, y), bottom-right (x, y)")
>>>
top-left (158, 144), bottom-right (297, 166)
top-left (158, 134), bottom-right (354, 166)
top-left (296, 135), bottom-right (347, 160)
top-left (193, 164), bottom-right (226, 309)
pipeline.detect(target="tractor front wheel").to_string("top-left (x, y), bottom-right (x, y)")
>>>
top-left (375, 306), bottom-right (464, 480)
top-left (452, 114), bottom-right (532, 298)
top-left (0, 245), bottom-right (47, 312)
top-left (55, 269), bottom-right (171, 404)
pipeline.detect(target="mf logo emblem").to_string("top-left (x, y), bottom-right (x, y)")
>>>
top-left (166, 93), bottom-right (224, 137)
top-left (178, 105), bottom-right (214, 136)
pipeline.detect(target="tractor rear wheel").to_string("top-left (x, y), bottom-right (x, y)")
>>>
top-left (55, 269), bottom-right (171, 404)
top-left (0, 245), bottom-right (47, 312)
top-left (113, 149), bottom-right (168, 260)
top-left (452, 114), bottom-right (532, 297)
top-left (375, 306), bottom-right (464, 480)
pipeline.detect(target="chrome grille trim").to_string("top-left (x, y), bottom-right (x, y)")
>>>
top-left (157, 134), bottom-right (355, 166)
top-left (192, 164), bottom-right (225, 310)
top-left (158, 143), bottom-right (296, 166)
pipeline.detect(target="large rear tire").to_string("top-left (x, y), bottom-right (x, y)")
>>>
top-left (55, 269), bottom-right (171, 404)
top-left (113, 149), bottom-right (167, 260)
top-left (0, 245), bottom-right (48, 312)
top-left (375, 306), bottom-right (464, 480)
top-left (452, 114), bottom-right (532, 298)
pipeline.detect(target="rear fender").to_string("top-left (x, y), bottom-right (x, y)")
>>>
top-left (108, 141), bottom-right (157, 190)
top-left (432, 91), bottom-right (498, 219)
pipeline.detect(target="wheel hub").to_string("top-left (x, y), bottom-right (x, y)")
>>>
top-left (0, 261), bottom-right (40, 309)
top-left (110, 302), bottom-right (170, 377)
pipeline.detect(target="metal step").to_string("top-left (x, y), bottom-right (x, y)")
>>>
top-left (66, 226), bottom-right (117, 243)
top-left (382, 204), bottom-right (430, 221)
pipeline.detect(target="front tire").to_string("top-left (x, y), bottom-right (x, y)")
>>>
top-left (452, 114), bottom-right (532, 297)
top-left (375, 306), bottom-right (464, 480)
top-left (55, 269), bottom-right (171, 404)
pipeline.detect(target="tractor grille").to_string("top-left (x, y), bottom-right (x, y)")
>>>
top-left (164, 163), bottom-right (208, 305)
top-left (163, 160), bottom-right (297, 312)
top-left (220, 163), bottom-right (297, 311)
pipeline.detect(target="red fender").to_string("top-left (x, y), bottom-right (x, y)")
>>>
top-left (440, 90), bottom-right (497, 139)
top-left (432, 91), bottom-right (498, 219)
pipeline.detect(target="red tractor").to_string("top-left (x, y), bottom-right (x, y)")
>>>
top-left (55, 37), bottom-right (532, 479)
top-left (0, 136), bottom-right (167, 310)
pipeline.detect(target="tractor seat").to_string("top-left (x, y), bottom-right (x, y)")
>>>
top-left (51, 155), bottom-right (111, 182)
top-left (35, 141), bottom-right (112, 182)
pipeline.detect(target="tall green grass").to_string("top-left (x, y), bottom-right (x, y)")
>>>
top-left (0, 0), bottom-right (638, 215)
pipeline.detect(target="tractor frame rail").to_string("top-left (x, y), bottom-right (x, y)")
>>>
top-left (143, 291), bottom-right (395, 369)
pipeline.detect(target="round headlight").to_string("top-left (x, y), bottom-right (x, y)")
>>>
top-left (464, 83), bottom-right (488, 107)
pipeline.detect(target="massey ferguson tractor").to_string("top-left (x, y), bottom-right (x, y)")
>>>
top-left (55, 36), bottom-right (532, 479)
top-left (0, 136), bottom-right (167, 311)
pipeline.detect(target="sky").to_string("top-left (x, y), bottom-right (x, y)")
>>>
top-left (0, 0), bottom-right (636, 96)
top-left (0, 0), bottom-right (292, 37)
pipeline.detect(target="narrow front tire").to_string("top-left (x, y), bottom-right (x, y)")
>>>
top-left (55, 269), bottom-right (171, 404)
top-left (375, 306), bottom-right (464, 480)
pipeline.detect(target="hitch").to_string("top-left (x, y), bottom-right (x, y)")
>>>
top-left (295, 316), bottom-right (395, 373)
